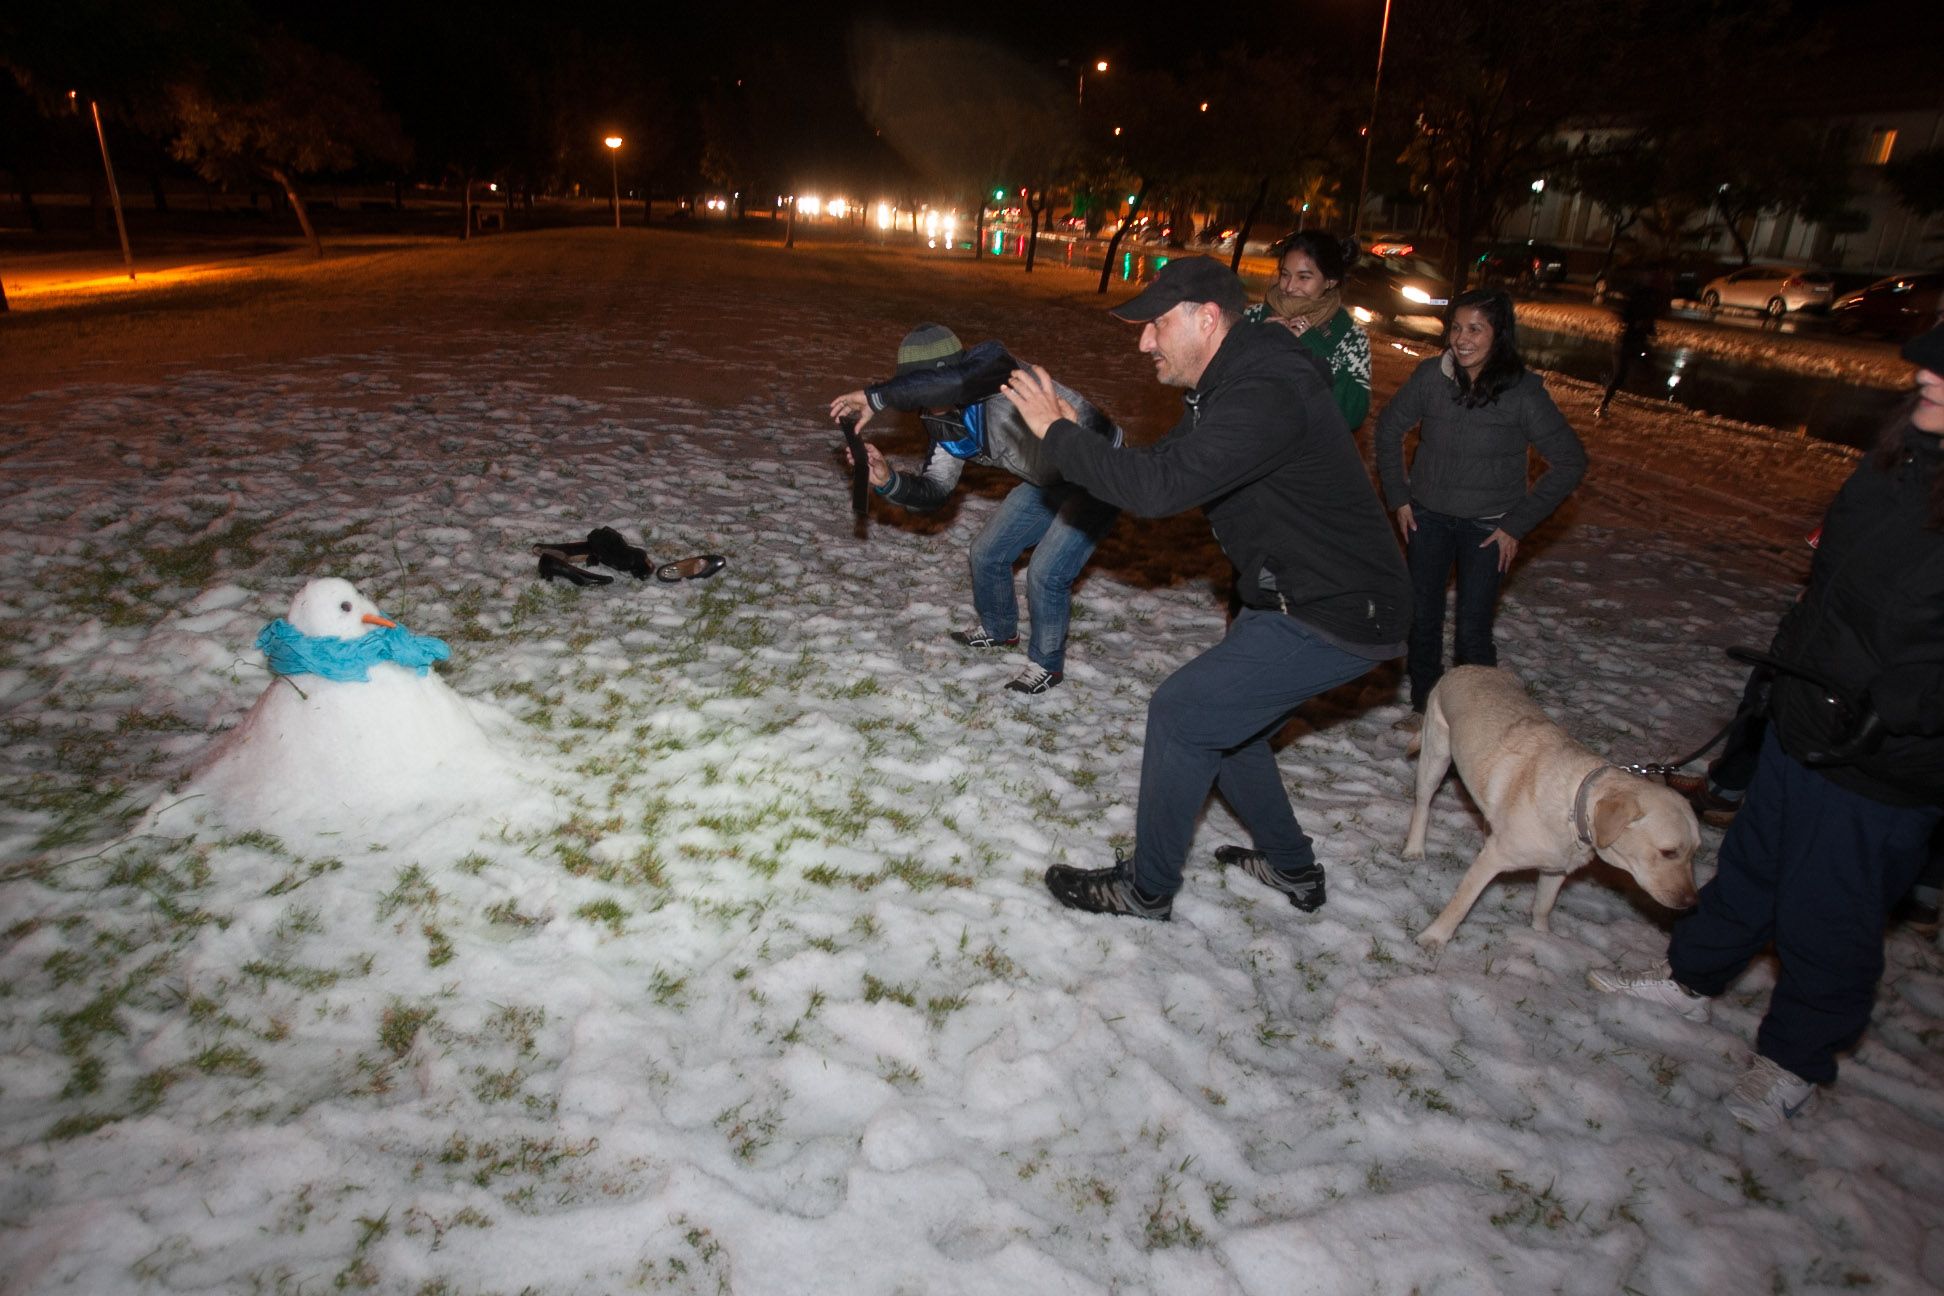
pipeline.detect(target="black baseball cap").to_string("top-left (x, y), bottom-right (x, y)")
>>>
top-left (1903, 323), bottom-right (1944, 375)
top-left (1109, 257), bottom-right (1250, 322)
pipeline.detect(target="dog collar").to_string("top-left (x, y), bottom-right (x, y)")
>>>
top-left (1573, 764), bottom-right (1621, 848)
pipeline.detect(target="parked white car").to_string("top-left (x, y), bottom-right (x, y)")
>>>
top-left (1697, 264), bottom-right (1835, 317)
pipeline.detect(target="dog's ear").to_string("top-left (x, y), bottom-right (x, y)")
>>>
top-left (1592, 788), bottom-right (1645, 851)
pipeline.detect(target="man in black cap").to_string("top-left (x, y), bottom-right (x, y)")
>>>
top-left (1003, 256), bottom-right (1411, 920)
top-left (829, 326), bottom-right (1120, 695)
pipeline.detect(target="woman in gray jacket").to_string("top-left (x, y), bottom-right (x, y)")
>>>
top-left (1375, 288), bottom-right (1587, 720)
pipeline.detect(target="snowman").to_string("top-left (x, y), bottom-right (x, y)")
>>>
top-left (181, 577), bottom-right (539, 835)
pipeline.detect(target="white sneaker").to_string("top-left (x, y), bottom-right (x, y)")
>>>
top-left (1586, 961), bottom-right (1710, 1022)
top-left (1725, 1054), bottom-right (1816, 1131)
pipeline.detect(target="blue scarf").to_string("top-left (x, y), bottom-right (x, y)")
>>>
top-left (257, 618), bottom-right (451, 683)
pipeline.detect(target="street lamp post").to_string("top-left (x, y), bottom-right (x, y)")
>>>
top-left (1351, 0), bottom-right (1394, 238)
top-left (603, 136), bottom-right (623, 230)
top-left (1528, 178), bottom-right (1546, 238)
top-left (1077, 59), bottom-right (1106, 107)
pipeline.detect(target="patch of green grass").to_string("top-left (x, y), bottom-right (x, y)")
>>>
top-left (862, 975), bottom-right (916, 1008)
top-left (574, 898), bottom-right (627, 936)
top-left (195, 1043), bottom-right (264, 1078)
top-left (378, 1000), bottom-right (438, 1058)
top-left (376, 864), bottom-right (441, 920)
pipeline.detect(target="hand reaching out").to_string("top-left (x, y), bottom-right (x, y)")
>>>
top-left (999, 365), bottom-right (1076, 439)
top-left (844, 439), bottom-right (890, 488)
top-left (828, 390), bottom-right (875, 433)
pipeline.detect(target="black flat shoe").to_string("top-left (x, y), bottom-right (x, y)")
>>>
top-left (531, 539), bottom-right (593, 559)
top-left (655, 554), bottom-right (726, 582)
top-left (586, 526), bottom-right (653, 579)
top-left (537, 549), bottom-right (612, 585)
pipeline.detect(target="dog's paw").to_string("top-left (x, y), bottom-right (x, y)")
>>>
top-left (1415, 928), bottom-right (1448, 951)
top-left (1401, 842), bottom-right (1426, 861)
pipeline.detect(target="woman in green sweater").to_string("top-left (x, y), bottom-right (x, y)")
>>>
top-left (1242, 230), bottom-right (1373, 430)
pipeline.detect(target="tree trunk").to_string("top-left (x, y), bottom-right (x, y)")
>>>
top-left (393, 177), bottom-right (404, 211)
top-left (1097, 179), bottom-right (1150, 294)
top-left (1595, 210), bottom-right (1637, 287)
top-left (149, 174), bottom-right (169, 213)
top-left (784, 196), bottom-right (796, 247)
top-left (1231, 175), bottom-right (1270, 275)
top-left (7, 166), bottom-right (44, 233)
top-left (1024, 188), bottom-right (1045, 272)
top-left (268, 165), bottom-right (322, 258)
top-left (462, 173), bottom-right (475, 241)
top-left (973, 198), bottom-right (986, 260)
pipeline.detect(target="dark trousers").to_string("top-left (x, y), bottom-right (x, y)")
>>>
top-left (1405, 506), bottom-right (1503, 710)
top-left (1669, 730), bottom-right (1941, 1084)
top-left (1131, 610), bottom-right (1377, 897)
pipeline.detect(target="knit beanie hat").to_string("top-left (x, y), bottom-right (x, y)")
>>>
top-left (895, 323), bottom-right (963, 375)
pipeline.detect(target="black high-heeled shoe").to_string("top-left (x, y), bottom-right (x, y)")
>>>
top-left (536, 549), bottom-right (612, 585)
top-left (586, 526), bottom-right (653, 579)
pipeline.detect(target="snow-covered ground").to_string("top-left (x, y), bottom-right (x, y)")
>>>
top-left (1, 230), bottom-right (1938, 1295)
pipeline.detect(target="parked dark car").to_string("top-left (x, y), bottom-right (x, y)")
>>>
top-left (1475, 240), bottom-right (1569, 289)
top-left (1342, 252), bottom-right (1453, 336)
top-left (1828, 271), bottom-right (1944, 340)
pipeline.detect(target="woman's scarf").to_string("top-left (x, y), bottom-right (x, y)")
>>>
top-left (257, 618), bottom-right (451, 683)
top-left (1263, 285), bottom-right (1342, 336)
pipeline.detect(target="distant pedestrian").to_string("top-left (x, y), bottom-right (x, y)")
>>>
top-left (829, 326), bottom-right (1120, 695)
top-left (1374, 288), bottom-right (1587, 725)
top-left (1242, 230), bottom-right (1373, 431)
top-left (1000, 258), bottom-right (1409, 922)
top-left (1597, 265), bottom-right (1671, 418)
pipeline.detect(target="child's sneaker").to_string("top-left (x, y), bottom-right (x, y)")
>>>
top-left (949, 626), bottom-right (1018, 650)
top-left (1005, 663), bottom-right (1063, 695)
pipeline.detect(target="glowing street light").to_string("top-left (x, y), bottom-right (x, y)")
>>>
top-left (1077, 58), bottom-right (1108, 106)
top-left (603, 135), bottom-right (623, 230)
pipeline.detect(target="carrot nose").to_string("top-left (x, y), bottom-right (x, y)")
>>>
top-left (362, 612), bottom-right (397, 629)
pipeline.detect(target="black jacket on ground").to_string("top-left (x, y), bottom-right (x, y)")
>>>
top-left (1043, 321), bottom-right (1409, 654)
top-left (1768, 425), bottom-right (1944, 807)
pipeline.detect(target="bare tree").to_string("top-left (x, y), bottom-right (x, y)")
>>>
top-left (168, 31), bottom-right (407, 258)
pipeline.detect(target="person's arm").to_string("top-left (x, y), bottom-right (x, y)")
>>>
top-left (865, 341), bottom-right (1016, 415)
top-left (1334, 328), bottom-right (1372, 432)
top-left (877, 447), bottom-right (964, 512)
top-left (1497, 378), bottom-right (1588, 538)
top-left (1373, 363), bottom-right (1427, 510)
top-left (1007, 366), bottom-right (1300, 518)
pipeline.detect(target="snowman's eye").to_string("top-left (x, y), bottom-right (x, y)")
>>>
top-left (340, 601), bottom-right (353, 613)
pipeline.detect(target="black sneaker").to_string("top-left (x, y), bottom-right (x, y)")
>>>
top-left (1005, 663), bottom-right (1063, 695)
top-left (1214, 845), bottom-right (1327, 912)
top-left (950, 626), bottom-right (1019, 650)
top-left (1045, 853), bottom-right (1171, 921)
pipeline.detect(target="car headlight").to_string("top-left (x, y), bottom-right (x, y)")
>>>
top-left (1401, 286), bottom-right (1433, 305)
top-left (1350, 306), bottom-right (1377, 324)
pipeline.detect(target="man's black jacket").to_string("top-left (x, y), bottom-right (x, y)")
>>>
top-left (1042, 321), bottom-right (1408, 654)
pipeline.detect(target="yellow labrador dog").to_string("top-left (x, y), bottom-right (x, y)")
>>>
top-left (1404, 666), bottom-right (1701, 949)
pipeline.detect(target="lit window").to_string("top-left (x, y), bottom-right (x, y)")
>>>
top-left (1866, 128), bottom-right (1897, 165)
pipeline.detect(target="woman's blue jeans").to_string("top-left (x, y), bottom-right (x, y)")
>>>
top-left (1405, 504), bottom-right (1504, 710)
top-left (967, 481), bottom-right (1117, 674)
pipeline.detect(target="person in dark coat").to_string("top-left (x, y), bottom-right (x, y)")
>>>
top-left (1000, 258), bottom-right (1409, 921)
top-left (1593, 323), bottom-right (1944, 1131)
top-left (1374, 288), bottom-right (1587, 722)
top-left (1596, 265), bottom-right (1672, 418)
